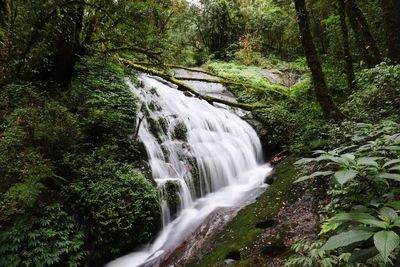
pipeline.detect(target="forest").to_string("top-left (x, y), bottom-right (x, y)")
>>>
top-left (0, 0), bottom-right (399, 266)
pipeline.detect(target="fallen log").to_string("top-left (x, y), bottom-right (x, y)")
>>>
top-left (115, 56), bottom-right (270, 111)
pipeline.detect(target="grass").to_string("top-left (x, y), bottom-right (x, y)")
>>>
top-left (196, 156), bottom-right (300, 266)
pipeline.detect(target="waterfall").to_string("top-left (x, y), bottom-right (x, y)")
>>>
top-left (107, 74), bottom-right (272, 267)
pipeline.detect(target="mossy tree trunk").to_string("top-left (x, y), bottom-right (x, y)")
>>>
top-left (380, 0), bottom-right (400, 64)
top-left (0, 0), bottom-right (10, 81)
top-left (294, 0), bottom-right (343, 120)
top-left (338, 0), bottom-right (356, 91)
top-left (294, 0), bottom-right (344, 121)
top-left (346, 0), bottom-right (383, 67)
top-left (0, 0), bottom-right (10, 46)
top-left (52, 1), bottom-right (84, 88)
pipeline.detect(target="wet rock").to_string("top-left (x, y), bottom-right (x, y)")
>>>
top-left (261, 244), bottom-right (288, 257)
top-left (225, 250), bottom-right (241, 261)
top-left (255, 219), bottom-right (275, 229)
top-left (264, 173), bottom-right (275, 185)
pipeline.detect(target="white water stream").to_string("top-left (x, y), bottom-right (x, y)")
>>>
top-left (107, 74), bottom-right (272, 267)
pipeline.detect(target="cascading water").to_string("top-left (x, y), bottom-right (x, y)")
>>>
top-left (107, 73), bottom-right (273, 267)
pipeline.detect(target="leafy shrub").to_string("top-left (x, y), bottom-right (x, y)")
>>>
top-left (70, 57), bottom-right (138, 147)
top-left (292, 121), bottom-right (400, 265)
top-left (344, 62), bottom-right (400, 122)
top-left (68, 167), bottom-right (160, 261)
top-left (0, 204), bottom-right (85, 267)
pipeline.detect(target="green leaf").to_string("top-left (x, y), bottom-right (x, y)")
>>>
top-left (389, 165), bottom-right (400, 171)
top-left (378, 207), bottom-right (398, 220)
top-left (334, 169), bottom-right (358, 186)
top-left (322, 230), bottom-right (373, 251)
top-left (376, 173), bottom-right (400, 182)
top-left (373, 230), bottom-right (400, 262)
top-left (333, 212), bottom-right (386, 228)
top-left (383, 159), bottom-right (400, 168)
top-left (312, 150), bottom-right (326, 155)
top-left (349, 247), bottom-right (379, 263)
top-left (357, 157), bottom-right (381, 167)
top-left (386, 201), bottom-right (400, 210)
top-left (318, 155), bottom-right (349, 166)
top-left (393, 218), bottom-right (400, 227)
top-left (294, 171), bottom-right (334, 183)
top-left (294, 158), bottom-right (315, 165)
top-left (342, 153), bottom-right (356, 162)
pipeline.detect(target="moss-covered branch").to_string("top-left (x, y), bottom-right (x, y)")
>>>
top-left (174, 76), bottom-right (243, 85)
top-left (115, 57), bottom-right (270, 111)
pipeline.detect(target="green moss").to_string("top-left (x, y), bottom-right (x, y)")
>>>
top-left (149, 87), bottom-right (159, 96)
top-left (197, 156), bottom-right (299, 266)
top-left (158, 117), bottom-right (168, 133)
top-left (164, 181), bottom-right (181, 216)
top-left (172, 122), bottom-right (188, 141)
top-left (148, 101), bottom-right (161, 112)
top-left (147, 117), bottom-right (162, 142)
top-left (187, 157), bottom-right (201, 198)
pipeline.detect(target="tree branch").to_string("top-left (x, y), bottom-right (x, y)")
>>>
top-left (115, 56), bottom-right (270, 111)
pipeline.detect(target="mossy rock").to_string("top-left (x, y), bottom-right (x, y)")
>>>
top-left (164, 181), bottom-right (181, 217)
top-left (196, 156), bottom-right (300, 266)
top-left (147, 117), bottom-right (163, 143)
top-left (149, 87), bottom-right (159, 96)
top-left (172, 122), bottom-right (188, 141)
top-left (148, 101), bottom-right (161, 112)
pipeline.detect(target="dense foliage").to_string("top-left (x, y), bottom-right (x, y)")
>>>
top-left (0, 57), bottom-right (160, 266)
top-left (1, 0), bottom-right (400, 266)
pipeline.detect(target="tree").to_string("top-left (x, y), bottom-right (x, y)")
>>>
top-left (0, 0), bottom-right (10, 81)
top-left (198, 0), bottom-right (242, 58)
top-left (294, 0), bottom-right (343, 121)
top-left (0, 0), bottom-right (10, 46)
top-left (346, 0), bottom-right (383, 67)
top-left (338, 0), bottom-right (356, 90)
top-left (380, 0), bottom-right (400, 64)
top-left (52, 1), bottom-right (85, 87)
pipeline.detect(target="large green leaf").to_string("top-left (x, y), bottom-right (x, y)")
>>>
top-left (383, 159), bottom-right (400, 168)
top-left (294, 171), bottom-right (334, 183)
top-left (376, 173), bottom-right (400, 182)
top-left (389, 165), bottom-right (400, 171)
top-left (321, 230), bottom-right (373, 251)
top-left (333, 212), bottom-right (386, 228)
top-left (386, 201), bottom-right (400, 210)
top-left (318, 155), bottom-right (349, 166)
top-left (349, 247), bottom-right (379, 263)
top-left (357, 157), bottom-right (381, 167)
top-left (373, 230), bottom-right (400, 262)
top-left (294, 158), bottom-right (315, 165)
top-left (334, 169), bottom-right (358, 186)
top-left (378, 207), bottom-right (398, 220)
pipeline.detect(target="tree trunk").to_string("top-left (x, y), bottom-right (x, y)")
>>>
top-left (294, 0), bottom-right (344, 121)
top-left (0, 0), bottom-right (10, 82)
top-left (52, 1), bottom-right (84, 87)
top-left (347, 0), bottom-right (383, 66)
top-left (0, 0), bottom-right (10, 46)
top-left (338, 0), bottom-right (356, 90)
top-left (380, 0), bottom-right (400, 64)
top-left (345, 5), bottom-right (374, 67)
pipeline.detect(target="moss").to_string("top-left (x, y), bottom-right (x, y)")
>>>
top-left (187, 157), bottom-right (201, 197)
top-left (164, 181), bottom-right (181, 217)
top-left (147, 117), bottom-right (162, 143)
top-left (197, 156), bottom-right (299, 266)
top-left (149, 87), bottom-right (159, 96)
top-left (148, 101), bottom-right (161, 112)
top-left (172, 122), bottom-right (188, 141)
top-left (158, 117), bottom-right (168, 133)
